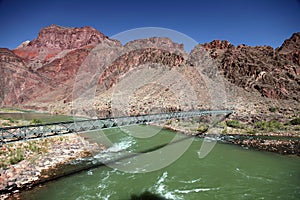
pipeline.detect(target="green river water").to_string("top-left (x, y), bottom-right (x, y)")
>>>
top-left (18, 125), bottom-right (300, 200)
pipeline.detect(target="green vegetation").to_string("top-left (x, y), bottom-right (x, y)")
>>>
top-left (226, 120), bottom-right (244, 129)
top-left (1, 110), bottom-right (75, 124)
top-left (197, 124), bottom-right (209, 133)
top-left (36, 115), bottom-right (75, 124)
top-left (165, 120), bottom-right (172, 125)
top-left (7, 117), bottom-right (17, 123)
top-left (170, 115), bottom-right (299, 136)
top-left (27, 141), bottom-right (48, 153)
top-left (9, 148), bottom-right (25, 165)
top-left (30, 118), bottom-right (43, 125)
top-left (246, 128), bottom-right (257, 134)
top-left (294, 125), bottom-right (300, 132)
top-left (217, 121), bottom-right (226, 129)
top-left (254, 120), bottom-right (286, 131)
top-left (268, 107), bottom-right (277, 113)
top-left (0, 116), bottom-right (18, 123)
top-left (0, 139), bottom-right (52, 168)
top-left (0, 146), bottom-right (25, 168)
top-left (222, 126), bottom-right (228, 134)
top-left (1, 122), bottom-right (11, 126)
top-left (289, 118), bottom-right (300, 125)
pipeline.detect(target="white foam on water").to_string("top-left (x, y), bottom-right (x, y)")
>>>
top-left (93, 136), bottom-right (136, 162)
top-left (98, 169), bottom-right (119, 183)
top-left (96, 191), bottom-right (114, 200)
top-left (105, 136), bottom-right (136, 153)
top-left (151, 172), bottom-right (183, 200)
top-left (95, 169), bottom-right (121, 200)
top-left (102, 194), bottom-right (111, 200)
top-left (87, 170), bottom-right (93, 176)
top-left (235, 168), bottom-right (275, 183)
top-left (174, 187), bottom-right (220, 194)
top-left (75, 194), bottom-right (98, 200)
top-left (97, 183), bottom-right (107, 189)
top-left (179, 178), bottom-right (202, 184)
top-left (203, 136), bottom-right (220, 142)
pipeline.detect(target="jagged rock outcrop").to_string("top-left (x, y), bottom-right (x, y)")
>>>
top-left (26, 25), bottom-right (108, 50)
top-left (278, 32), bottom-right (300, 54)
top-left (277, 32), bottom-right (300, 67)
top-left (193, 34), bottom-right (300, 101)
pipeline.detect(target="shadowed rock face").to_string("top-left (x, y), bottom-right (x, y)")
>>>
top-left (0, 25), bottom-right (299, 119)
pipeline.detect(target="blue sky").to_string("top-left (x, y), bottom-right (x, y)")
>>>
top-left (0, 0), bottom-right (299, 51)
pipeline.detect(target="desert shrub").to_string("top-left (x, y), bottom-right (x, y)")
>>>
top-left (1, 122), bottom-right (11, 126)
top-left (197, 124), bottom-right (209, 133)
top-left (28, 141), bottom-right (40, 153)
top-left (293, 125), bottom-right (300, 131)
top-left (226, 120), bottom-right (244, 129)
top-left (7, 118), bottom-right (17, 123)
top-left (9, 148), bottom-right (24, 165)
top-left (30, 118), bottom-right (42, 124)
top-left (268, 107), bottom-right (277, 112)
top-left (270, 120), bottom-right (285, 130)
top-left (254, 121), bottom-right (268, 130)
top-left (254, 120), bottom-right (286, 131)
top-left (246, 128), bottom-right (257, 134)
top-left (165, 120), bottom-right (172, 125)
top-left (290, 118), bottom-right (300, 125)
top-left (0, 158), bottom-right (9, 168)
top-left (222, 126), bottom-right (228, 134)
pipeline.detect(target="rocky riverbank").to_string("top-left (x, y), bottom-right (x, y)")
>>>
top-left (0, 134), bottom-right (104, 199)
top-left (231, 139), bottom-right (300, 155)
top-left (160, 119), bottom-right (300, 156)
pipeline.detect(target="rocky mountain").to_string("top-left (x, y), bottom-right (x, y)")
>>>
top-left (12, 25), bottom-right (120, 70)
top-left (0, 25), bottom-right (121, 108)
top-left (0, 25), bottom-right (299, 121)
top-left (196, 36), bottom-right (300, 101)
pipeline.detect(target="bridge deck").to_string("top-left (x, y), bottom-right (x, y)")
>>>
top-left (0, 110), bottom-right (232, 144)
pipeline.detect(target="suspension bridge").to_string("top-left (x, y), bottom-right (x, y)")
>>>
top-left (0, 110), bottom-right (233, 144)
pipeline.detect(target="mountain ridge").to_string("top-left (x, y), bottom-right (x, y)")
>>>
top-left (0, 25), bottom-right (299, 121)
